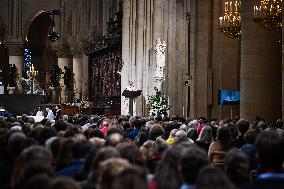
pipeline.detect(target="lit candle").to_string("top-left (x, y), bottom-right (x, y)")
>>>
top-left (235, 2), bottom-right (238, 12)
top-left (225, 2), bottom-right (228, 12)
top-left (230, 1), bottom-right (232, 12)
top-left (254, 6), bottom-right (256, 17)
top-left (219, 17), bottom-right (222, 26)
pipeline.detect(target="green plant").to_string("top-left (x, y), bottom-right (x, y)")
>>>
top-left (148, 87), bottom-right (170, 117)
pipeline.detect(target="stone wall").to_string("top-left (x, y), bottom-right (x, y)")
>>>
top-left (121, 0), bottom-right (190, 116)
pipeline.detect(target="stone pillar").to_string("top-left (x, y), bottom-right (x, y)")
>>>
top-left (134, 0), bottom-right (144, 116)
top-left (73, 55), bottom-right (83, 101)
top-left (82, 54), bottom-right (89, 100)
top-left (121, 0), bottom-right (130, 115)
top-left (240, 0), bottom-right (281, 121)
top-left (189, 0), bottom-right (211, 118)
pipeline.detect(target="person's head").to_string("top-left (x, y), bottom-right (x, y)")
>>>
top-left (89, 146), bottom-right (120, 181)
top-left (149, 124), bottom-right (164, 140)
top-left (55, 138), bottom-right (74, 168)
top-left (225, 148), bottom-right (249, 185)
top-left (51, 177), bottom-right (81, 189)
top-left (180, 145), bottom-right (208, 185)
top-left (99, 158), bottom-right (130, 189)
top-left (244, 129), bottom-right (259, 144)
top-left (116, 142), bottom-right (145, 168)
top-left (26, 174), bottom-right (51, 189)
top-left (155, 143), bottom-right (191, 189)
top-left (72, 140), bottom-right (93, 160)
top-left (7, 132), bottom-right (29, 159)
top-left (106, 126), bottom-right (123, 136)
top-left (255, 130), bottom-right (284, 171)
top-left (16, 161), bottom-right (54, 188)
top-left (140, 140), bottom-right (155, 160)
top-left (89, 128), bottom-right (104, 139)
top-left (133, 119), bottom-right (142, 130)
top-left (163, 122), bottom-right (174, 133)
top-left (12, 146), bottom-right (52, 187)
top-left (106, 133), bottom-right (123, 146)
top-left (102, 120), bottom-right (110, 128)
top-left (112, 166), bottom-right (147, 189)
top-left (216, 126), bottom-right (231, 151)
top-left (236, 119), bottom-right (250, 135)
top-left (196, 166), bottom-right (236, 189)
top-left (37, 127), bottom-right (57, 145)
top-left (53, 120), bottom-right (68, 132)
top-left (197, 126), bottom-right (213, 144)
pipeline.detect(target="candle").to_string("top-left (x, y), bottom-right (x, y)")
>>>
top-left (225, 2), bottom-right (228, 12)
top-left (235, 2), bottom-right (237, 12)
top-left (230, 1), bottom-right (232, 12)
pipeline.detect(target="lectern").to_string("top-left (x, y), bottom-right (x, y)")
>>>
top-left (122, 89), bottom-right (142, 116)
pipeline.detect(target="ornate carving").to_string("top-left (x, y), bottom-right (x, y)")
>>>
top-left (186, 12), bottom-right (190, 20)
top-left (84, 3), bottom-right (122, 55)
top-left (154, 38), bottom-right (167, 90)
top-left (176, 0), bottom-right (184, 6)
top-left (6, 43), bottom-right (23, 56)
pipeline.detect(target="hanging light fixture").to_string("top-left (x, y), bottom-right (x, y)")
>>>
top-left (219, 1), bottom-right (241, 39)
top-left (253, 0), bottom-right (282, 32)
top-left (47, 10), bottom-right (61, 42)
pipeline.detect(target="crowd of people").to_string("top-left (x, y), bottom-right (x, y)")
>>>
top-left (0, 113), bottom-right (284, 189)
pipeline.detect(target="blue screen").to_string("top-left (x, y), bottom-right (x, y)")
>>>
top-left (219, 90), bottom-right (240, 105)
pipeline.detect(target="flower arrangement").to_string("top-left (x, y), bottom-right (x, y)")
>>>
top-left (148, 87), bottom-right (170, 117)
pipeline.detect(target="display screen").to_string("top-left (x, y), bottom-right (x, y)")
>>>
top-left (0, 85), bottom-right (4, 94)
top-left (219, 90), bottom-right (240, 105)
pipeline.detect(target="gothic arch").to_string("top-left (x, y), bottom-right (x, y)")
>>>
top-left (23, 9), bottom-right (46, 42)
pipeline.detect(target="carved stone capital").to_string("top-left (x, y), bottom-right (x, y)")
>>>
top-left (54, 43), bottom-right (73, 58)
top-left (6, 42), bottom-right (24, 56)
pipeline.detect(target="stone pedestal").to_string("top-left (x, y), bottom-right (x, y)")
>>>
top-left (50, 87), bottom-right (62, 104)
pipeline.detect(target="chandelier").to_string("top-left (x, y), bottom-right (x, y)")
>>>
top-left (219, 1), bottom-right (241, 39)
top-left (253, 0), bottom-right (282, 32)
top-left (46, 10), bottom-right (61, 42)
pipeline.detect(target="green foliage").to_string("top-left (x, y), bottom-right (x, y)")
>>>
top-left (148, 87), bottom-right (170, 117)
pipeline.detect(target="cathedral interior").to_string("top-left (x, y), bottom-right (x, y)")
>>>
top-left (0, 0), bottom-right (283, 121)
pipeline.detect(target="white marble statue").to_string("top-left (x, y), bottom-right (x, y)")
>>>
top-left (153, 38), bottom-right (167, 90)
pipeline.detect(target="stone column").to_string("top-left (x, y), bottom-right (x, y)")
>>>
top-left (73, 55), bottom-right (83, 101)
top-left (240, 0), bottom-right (281, 121)
top-left (189, 0), bottom-right (211, 118)
top-left (82, 54), bottom-right (89, 100)
top-left (121, 0), bottom-right (130, 115)
top-left (134, 0), bottom-right (144, 116)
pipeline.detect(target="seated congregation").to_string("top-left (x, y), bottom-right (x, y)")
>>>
top-left (0, 114), bottom-right (284, 189)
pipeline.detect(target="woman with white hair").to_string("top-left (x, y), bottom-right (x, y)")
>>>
top-left (195, 126), bottom-right (213, 153)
